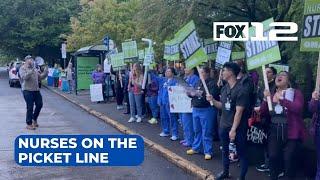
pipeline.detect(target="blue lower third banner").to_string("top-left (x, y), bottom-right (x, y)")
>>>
top-left (15, 135), bottom-right (144, 166)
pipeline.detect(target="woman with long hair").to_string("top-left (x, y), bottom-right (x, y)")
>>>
top-left (260, 71), bottom-right (305, 180)
top-left (128, 63), bottom-right (144, 123)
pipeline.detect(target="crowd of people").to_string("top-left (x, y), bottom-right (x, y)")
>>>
top-left (21, 55), bottom-right (317, 179)
top-left (86, 58), bottom-right (320, 180)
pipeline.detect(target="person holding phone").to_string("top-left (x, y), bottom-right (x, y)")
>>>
top-left (19, 55), bottom-right (48, 130)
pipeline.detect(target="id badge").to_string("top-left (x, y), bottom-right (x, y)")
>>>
top-left (274, 104), bottom-right (283, 114)
top-left (225, 101), bottom-right (231, 111)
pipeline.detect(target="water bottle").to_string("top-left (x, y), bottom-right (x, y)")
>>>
top-left (229, 141), bottom-right (238, 162)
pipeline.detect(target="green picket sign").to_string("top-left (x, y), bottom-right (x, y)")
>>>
top-left (164, 39), bottom-right (180, 61)
top-left (269, 64), bottom-right (289, 73)
top-left (76, 56), bottom-right (100, 90)
top-left (122, 40), bottom-right (138, 62)
top-left (175, 20), bottom-right (208, 69)
top-left (231, 51), bottom-right (245, 61)
top-left (203, 38), bottom-right (218, 60)
top-left (245, 18), bottom-right (281, 70)
top-left (110, 52), bottom-right (125, 68)
top-left (300, 0), bottom-right (320, 51)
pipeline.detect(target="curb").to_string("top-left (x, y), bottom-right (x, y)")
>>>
top-left (44, 86), bottom-right (215, 180)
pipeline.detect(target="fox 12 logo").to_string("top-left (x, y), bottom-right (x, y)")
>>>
top-left (213, 22), bottom-right (298, 41)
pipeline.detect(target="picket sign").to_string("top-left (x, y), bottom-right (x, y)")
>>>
top-left (215, 41), bottom-right (232, 87)
top-left (90, 84), bottom-right (104, 102)
top-left (262, 65), bottom-right (273, 111)
top-left (245, 18), bottom-right (282, 111)
top-left (141, 38), bottom-right (153, 90)
top-left (196, 66), bottom-right (214, 106)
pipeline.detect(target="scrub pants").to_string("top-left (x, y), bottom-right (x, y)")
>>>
top-left (181, 113), bottom-right (194, 146)
top-left (191, 107), bottom-right (216, 155)
top-left (148, 96), bottom-right (159, 119)
top-left (160, 104), bottom-right (178, 136)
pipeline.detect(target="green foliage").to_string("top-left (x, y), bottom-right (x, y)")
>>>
top-left (0, 0), bottom-right (80, 57)
top-left (67, 0), bottom-right (142, 52)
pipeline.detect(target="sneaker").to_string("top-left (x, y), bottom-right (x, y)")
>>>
top-left (215, 171), bottom-right (230, 180)
top-left (256, 164), bottom-right (270, 172)
top-left (148, 118), bottom-right (158, 124)
top-left (170, 136), bottom-right (178, 141)
top-left (278, 172), bottom-right (284, 178)
top-left (26, 125), bottom-right (36, 130)
top-left (128, 117), bottom-right (135, 123)
top-left (32, 120), bottom-right (39, 128)
top-left (186, 149), bottom-right (198, 155)
top-left (135, 115), bottom-right (139, 119)
top-left (116, 105), bottom-right (124, 110)
top-left (205, 154), bottom-right (212, 160)
top-left (136, 117), bottom-right (142, 123)
top-left (159, 132), bottom-right (170, 137)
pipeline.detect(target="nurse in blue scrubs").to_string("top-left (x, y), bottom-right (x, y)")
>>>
top-left (180, 67), bottom-right (199, 147)
top-left (186, 66), bottom-right (219, 160)
top-left (157, 67), bottom-right (179, 141)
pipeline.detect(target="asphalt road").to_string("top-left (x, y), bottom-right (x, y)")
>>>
top-left (0, 69), bottom-right (194, 180)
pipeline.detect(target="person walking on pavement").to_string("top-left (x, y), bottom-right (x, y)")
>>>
top-left (207, 62), bottom-right (249, 180)
top-left (186, 67), bottom-right (219, 160)
top-left (19, 55), bottom-right (48, 130)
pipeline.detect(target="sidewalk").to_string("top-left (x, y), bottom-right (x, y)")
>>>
top-left (45, 86), bottom-right (270, 180)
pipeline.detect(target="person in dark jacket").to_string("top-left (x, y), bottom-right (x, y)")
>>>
top-left (309, 90), bottom-right (320, 180)
top-left (255, 66), bottom-right (277, 173)
top-left (147, 70), bottom-right (159, 124)
top-left (115, 69), bottom-right (125, 110)
top-left (260, 71), bottom-right (305, 180)
top-left (186, 66), bottom-right (219, 160)
top-left (123, 67), bottom-right (130, 114)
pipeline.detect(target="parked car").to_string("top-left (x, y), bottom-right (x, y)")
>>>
top-left (8, 61), bottom-right (23, 87)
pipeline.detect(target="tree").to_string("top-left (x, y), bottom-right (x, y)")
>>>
top-left (67, 0), bottom-right (142, 52)
top-left (0, 0), bottom-right (80, 59)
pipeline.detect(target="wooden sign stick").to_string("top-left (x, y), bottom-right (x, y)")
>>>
top-left (262, 65), bottom-right (273, 111)
top-left (196, 66), bottom-right (214, 106)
